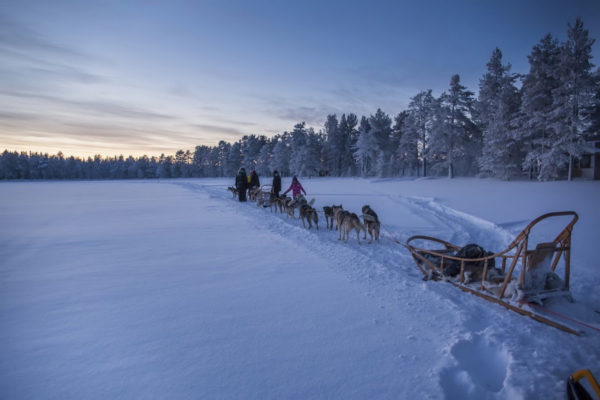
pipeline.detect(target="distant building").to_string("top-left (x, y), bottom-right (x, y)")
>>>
top-left (573, 140), bottom-right (600, 180)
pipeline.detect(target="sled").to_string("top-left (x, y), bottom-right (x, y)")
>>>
top-left (256, 185), bottom-right (273, 207)
top-left (404, 211), bottom-right (585, 335)
top-left (567, 369), bottom-right (600, 400)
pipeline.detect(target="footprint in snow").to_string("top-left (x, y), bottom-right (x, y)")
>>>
top-left (439, 333), bottom-right (509, 399)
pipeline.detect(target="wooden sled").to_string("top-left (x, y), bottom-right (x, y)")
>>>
top-left (404, 211), bottom-right (582, 335)
top-left (256, 185), bottom-right (273, 207)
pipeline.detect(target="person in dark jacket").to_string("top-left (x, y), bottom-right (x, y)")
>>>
top-left (249, 170), bottom-right (260, 191)
top-left (272, 170), bottom-right (281, 198)
top-left (235, 168), bottom-right (248, 202)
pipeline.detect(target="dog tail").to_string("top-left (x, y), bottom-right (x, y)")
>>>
top-left (363, 214), bottom-right (377, 222)
top-left (308, 198), bottom-right (315, 207)
top-left (353, 219), bottom-right (366, 233)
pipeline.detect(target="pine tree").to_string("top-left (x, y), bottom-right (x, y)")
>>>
top-left (368, 109), bottom-right (393, 177)
top-left (389, 111), bottom-right (407, 175)
top-left (324, 114), bottom-right (341, 176)
top-left (433, 74), bottom-right (477, 178)
top-left (519, 34), bottom-right (562, 180)
top-left (341, 113), bottom-right (359, 175)
top-left (405, 90), bottom-right (437, 176)
top-left (396, 114), bottom-right (420, 176)
top-left (353, 116), bottom-right (376, 176)
top-left (551, 18), bottom-right (596, 180)
top-left (477, 48), bottom-right (523, 179)
top-left (270, 134), bottom-right (291, 176)
top-left (289, 122), bottom-right (308, 176)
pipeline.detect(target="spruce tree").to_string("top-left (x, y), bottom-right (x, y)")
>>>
top-left (477, 49), bottom-right (523, 179)
top-left (551, 18), bottom-right (596, 180)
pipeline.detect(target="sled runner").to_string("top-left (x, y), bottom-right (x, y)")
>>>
top-left (404, 211), bottom-right (588, 335)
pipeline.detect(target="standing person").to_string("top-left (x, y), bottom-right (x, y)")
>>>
top-left (272, 170), bottom-right (281, 198)
top-left (235, 168), bottom-right (248, 202)
top-left (249, 170), bottom-right (260, 191)
top-left (283, 175), bottom-right (306, 199)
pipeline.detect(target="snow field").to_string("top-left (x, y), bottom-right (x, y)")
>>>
top-left (1, 178), bottom-right (599, 399)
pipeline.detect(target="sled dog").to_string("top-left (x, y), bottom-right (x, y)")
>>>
top-left (332, 205), bottom-right (346, 232)
top-left (336, 210), bottom-right (350, 240)
top-left (248, 186), bottom-right (261, 201)
top-left (227, 186), bottom-right (238, 199)
top-left (284, 196), bottom-right (296, 217)
top-left (276, 194), bottom-right (287, 213)
top-left (341, 213), bottom-right (366, 244)
top-left (299, 203), bottom-right (319, 230)
top-left (323, 205), bottom-right (338, 230)
top-left (361, 205), bottom-right (380, 243)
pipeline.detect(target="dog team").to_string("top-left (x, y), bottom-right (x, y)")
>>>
top-left (228, 169), bottom-right (381, 244)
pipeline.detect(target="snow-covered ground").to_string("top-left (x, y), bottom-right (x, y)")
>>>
top-left (1, 177), bottom-right (599, 399)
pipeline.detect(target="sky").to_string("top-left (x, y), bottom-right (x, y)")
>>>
top-left (1, 0), bottom-right (599, 158)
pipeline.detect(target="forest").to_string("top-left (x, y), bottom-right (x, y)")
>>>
top-left (1, 18), bottom-right (598, 182)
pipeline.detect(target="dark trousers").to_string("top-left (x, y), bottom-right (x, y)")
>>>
top-left (238, 188), bottom-right (246, 202)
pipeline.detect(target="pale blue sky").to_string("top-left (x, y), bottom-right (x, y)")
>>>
top-left (1, 0), bottom-right (599, 157)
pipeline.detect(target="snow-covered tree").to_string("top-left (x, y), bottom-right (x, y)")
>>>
top-left (304, 128), bottom-right (323, 177)
top-left (354, 116), bottom-right (376, 176)
top-left (405, 90), bottom-right (437, 177)
top-left (477, 49), bottom-right (523, 179)
top-left (240, 135), bottom-right (266, 171)
top-left (433, 74), bottom-right (478, 178)
top-left (340, 113), bottom-right (359, 175)
top-left (519, 34), bottom-right (562, 180)
top-left (551, 18), bottom-right (597, 180)
top-left (368, 109), bottom-right (393, 177)
top-left (224, 141), bottom-right (242, 176)
top-left (389, 111), bottom-right (407, 175)
top-left (270, 134), bottom-right (291, 176)
top-left (256, 139), bottom-right (273, 177)
top-left (289, 122), bottom-right (309, 176)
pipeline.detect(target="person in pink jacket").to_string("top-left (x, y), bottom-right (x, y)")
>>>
top-left (283, 176), bottom-right (307, 199)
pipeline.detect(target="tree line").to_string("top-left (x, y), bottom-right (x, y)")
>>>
top-left (2, 18), bottom-right (598, 181)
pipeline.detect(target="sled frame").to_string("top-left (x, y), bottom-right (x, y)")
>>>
top-left (404, 211), bottom-right (579, 335)
top-left (257, 185), bottom-right (273, 207)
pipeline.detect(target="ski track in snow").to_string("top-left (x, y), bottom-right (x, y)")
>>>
top-left (173, 181), bottom-right (598, 400)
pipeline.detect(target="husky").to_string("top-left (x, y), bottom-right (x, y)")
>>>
top-left (287, 195), bottom-right (314, 218)
top-left (276, 194), bottom-right (287, 213)
top-left (284, 196), bottom-right (295, 217)
top-left (341, 213), bottom-right (366, 244)
top-left (248, 186), bottom-right (261, 201)
top-left (336, 210), bottom-right (350, 240)
top-left (332, 205), bottom-right (345, 232)
top-left (323, 205), bottom-right (338, 230)
top-left (299, 203), bottom-right (319, 230)
top-left (227, 186), bottom-right (238, 199)
top-left (361, 205), bottom-right (381, 243)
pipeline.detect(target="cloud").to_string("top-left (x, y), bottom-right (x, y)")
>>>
top-left (189, 123), bottom-right (246, 138)
top-left (0, 14), bottom-right (94, 60)
top-left (25, 65), bottom-right (107, 85)
top-left (276, 106), bottom-right (324, 126)
top-left (1, 89), bottom-right (177, 121)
